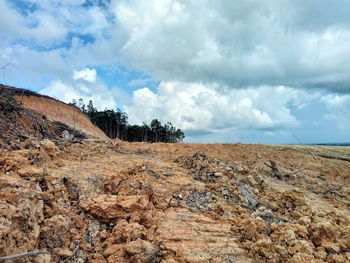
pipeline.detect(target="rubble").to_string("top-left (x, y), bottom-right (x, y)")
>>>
top-left (0, 137), bottom-right (349, 262)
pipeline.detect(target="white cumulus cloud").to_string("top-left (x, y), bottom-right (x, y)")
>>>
top-left (112, 0), bottom-right (350, 93)
top-left (40, 68), bottom-right (116, 110)
top-left (2, 0), bottom-right (350, 142)
top-left (321, 94), bottom-right (350, 132)
top-left (73, 68), bottom-right (97, 82)
top-left (125, 82), bottom-right (309, 140)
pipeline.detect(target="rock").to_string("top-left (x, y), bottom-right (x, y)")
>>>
top-left (99, 230), bottom-right (109, 240)
top-left (103, 244), bottom-right (125, 257)
top-left (62, 130), bottom-right (73, 141)
top-left (88, 220), bottom-right (101, 247)
top-left (21, 139), bottom-right (39, 149)
top-left (0, 175), bottom-right (44, 260)
top-left (103, 240), bottom-right (159, 263)
top-left (103, 244), bottom-right (124, 257)
top-left (293, 224), bottom-right (308, 238)
top-left (125, 239), bottom-right (159, 263)
top-left (322, 241), bottom-right (340, 253)
top-left (233, 164), bottom-right (242, 172)
top-left (107, 220), bottom-right (147, 245)
top-left (57, 248), bottom-right (73, 258)
top-left (285, 229), bottom-right (296, 243)
top-left (251, 238), bottom-right (274, 259)
top-left (156, 208), bottom-right (250, 262)
top-left (285, 253), bottom-right (316, 263)
top-left (287, 240), bottom-right (313, 255)
top-left (1, 130), bottom-right (350, 263)
top-left (39, 215), bottom-right (72, 249)
top-left (255, 175), bottom-right (264, 184)
top-left (269, 201), bottom-right (280, 211)
top-left (37, 254), bottom-right (51, 263)
top-left (327, 254), bottom-right (349, 263)
top-left (40, 139), bottom-right (59, 158)
top-left (298, 216), bottom-right (311, 225)
top-left (283, 190), bottom-right (305, 207)
top-left (313, 247), bottom-right (327, 260)
top-left (311, 221), bottom-right (338, 247)
top-left (17, 166), bottom-right (45, 179)
top-left (81, 195), bottom-right (150, 221)
top-left (89, 253), bottom-right (106, 263)
top-left (2, 151), bottom-right (30, 172)
top-left (225, 166), bottom-right (232, 171)
top-left (246, 175), bottom-right (257, 186)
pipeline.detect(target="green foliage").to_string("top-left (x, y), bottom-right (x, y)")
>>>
top-left (72, 98), bottom-right (185, 143)
top-left (3, 95), bottom-right (14, 103)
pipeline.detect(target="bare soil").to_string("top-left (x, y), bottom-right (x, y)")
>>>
top-left (1, 84), bottom-right (107, 140)
top-left (0, 139), bottom-right (349, 262)
top-left (15, 96), bottom-right (106, 140)
top-left (0, 95), bottom-right (86, 150)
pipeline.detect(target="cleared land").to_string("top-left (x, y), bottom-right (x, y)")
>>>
top-left (0, 140), bottom-right (349, 262)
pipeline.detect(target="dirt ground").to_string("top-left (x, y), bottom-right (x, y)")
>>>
top-left (0, 139), bottom-right (349, 263)
top-left (0, 85), bottom-right (107, 140)
top-left (14, 96), bottom-right (107, 140)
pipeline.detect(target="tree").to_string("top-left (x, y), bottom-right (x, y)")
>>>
top-left (150, 119), bottom-right (162, 142)
top-left (142, 122), bottom-right (150, 142)
top-left (78, 98), bottom-right (86, 113)
top-left (175, 129), bottom-right (185, 142)
top-left (69, 98), bottom-right (185, 142)
top-left (69, 99), bottom-right (78, 107)
top-left (87, 100), bottom-right (96, 114)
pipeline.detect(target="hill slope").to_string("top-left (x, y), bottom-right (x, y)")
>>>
top-left (0, 84), bottom-right (107, 141)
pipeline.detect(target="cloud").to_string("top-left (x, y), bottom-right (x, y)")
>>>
top-left (4, 0), bottom-right (350, 93)
top-left (321, 94), bottom-right (350, 132)
top-left (1, 0), bottom-right (110, 46)
top-left (40, 80), bottom-right (117, 111)
top-left (0, 1), bottom-right (67, 44)
top-left (73, 68), bottom-right (97, 82)
top-left (128, 77), bottom-right (152, 87)
top-left (2, 0), bottom-right (350, 142)
top-left (125, 82), bottom-right (307, 140)
top-left (112, 0), bottom-right (350, 93)
top-left (40, 68), bottom-right (117, 110)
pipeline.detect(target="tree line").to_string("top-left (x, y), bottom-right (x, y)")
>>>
top-left (69, 98), bottom-right (185, 143)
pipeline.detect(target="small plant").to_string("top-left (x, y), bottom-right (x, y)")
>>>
top-left (4, 95), bottom-right (14, 103)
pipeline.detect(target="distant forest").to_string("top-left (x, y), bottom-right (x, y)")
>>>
top-left (69, 98), bottom-right (185, 143)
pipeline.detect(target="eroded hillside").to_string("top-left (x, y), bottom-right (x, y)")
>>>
top-left (0, 84), bottom-right (107, 141)
top-left (0, 138), bottom-right (349, 262)
top-left (15, 96), bottom-right (106, 140)
top-left (0, 94), bottom-right (86, 149)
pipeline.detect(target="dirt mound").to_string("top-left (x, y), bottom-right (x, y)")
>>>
top-left (0, 94), bottom-right (86, 150)
top-left (1, 84), bottom-right (107, 140)
top-left (1, 140), bottom-right (349, 262)
top-left (15, 95), bottom-right (107, 139)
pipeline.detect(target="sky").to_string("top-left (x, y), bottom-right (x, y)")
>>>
top-left (1, 0), bottom-right (350, 144)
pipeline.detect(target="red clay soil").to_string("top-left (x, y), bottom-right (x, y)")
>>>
top-left (0, 139), bottom-right (349, 262)
top-left (0, 96), bottom-right (86, 149)
top-left (14, 95), bottom-right (107, 139)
